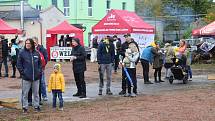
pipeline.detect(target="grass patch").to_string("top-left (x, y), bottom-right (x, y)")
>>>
top-left (191, 63), bottom-right (215, 70)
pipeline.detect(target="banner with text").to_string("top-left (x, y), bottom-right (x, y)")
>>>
top-left (50, 47), bottom-right (73, 59)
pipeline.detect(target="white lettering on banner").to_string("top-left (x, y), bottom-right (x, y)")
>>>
top-left (104, 23), bottom-right (119, 25)
top-left (133, 29), bottom-right (154, 33)
top-left (50, 47), bottom-right (73, 59)
top-left (94, 28), bottom-right (129, 32)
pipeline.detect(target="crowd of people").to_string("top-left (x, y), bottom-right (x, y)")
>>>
top-left (0, 33), bottom-right (193, 114)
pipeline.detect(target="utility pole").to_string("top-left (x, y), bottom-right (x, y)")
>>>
top-left (20, 0), bottom-right (24, 30)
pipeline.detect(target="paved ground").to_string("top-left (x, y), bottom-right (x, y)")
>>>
top-left (0, 74), bottom-right (214, 104)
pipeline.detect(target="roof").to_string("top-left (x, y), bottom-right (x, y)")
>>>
top-left (192, 21), bottom-right (215, 36)
top-left (0, 3), bottom-right (39, 20)
top-left (0, 19), bottom-right (21, 34)
top-left (47, 20), bottom-right (83, 34)
top-left (92, 9), bottom-right (154, 34)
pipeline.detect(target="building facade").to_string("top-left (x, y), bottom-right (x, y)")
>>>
top-left (0, 0), bottom-right (135, 46)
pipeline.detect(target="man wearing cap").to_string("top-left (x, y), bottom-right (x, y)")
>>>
top-left (118, 33), bottom-right (139, 95)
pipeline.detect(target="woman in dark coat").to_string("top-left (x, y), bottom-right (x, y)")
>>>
top-left (70, 38), bottom-right (87, 98)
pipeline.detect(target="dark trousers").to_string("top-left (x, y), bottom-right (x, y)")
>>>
top-left (140, 59), bottom-right (150, 82)
top-left (11, 60), bottom-right (17, 76)
top-left (121, 68), bottom-right (126, 92)
top-left (0, 56), bottom-right (8, 75)
top-left (28, 79), bottom-right (42, 103)
top-left (52, 90), bottom-right (63, 108)
top-left (154, 67), bottom-right (162, 81)
top-left (114, 54), bottom-right (119, 71)
top-left (74, 72), bottom-right (86, 96)
top-left (126, 68), bottom-right (137, 94)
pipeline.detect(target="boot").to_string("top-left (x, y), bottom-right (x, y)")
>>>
top-left (73, 92), bottom-right (81, 97)
top-left (79, 92), bottom-right (86, 98)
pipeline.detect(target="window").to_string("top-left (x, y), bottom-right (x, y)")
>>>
top-left (63, 0), bottom-right (70, 17)
top-left (88, 0), bottom-right (93, 16)
top-left (36, 5), bottom-right (42, 11)
top-left (52, 0), bottom-right (58, 7)
top-left (106, 0), bottom-right (111, 13)
top-left (122, 2), bottom-right (126, 10)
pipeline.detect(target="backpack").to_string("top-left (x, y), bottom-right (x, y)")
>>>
top-left (37, 51), bottom-right (46, 69)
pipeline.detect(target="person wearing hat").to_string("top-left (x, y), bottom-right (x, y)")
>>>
top-left (118, 33), bottom-right (139, 95)
top-left (70, 38), bottom-right (87, 98)
top-left (48, 63), bottom-right (65, 111)
top-left (97, 36), bottom-right (115, 95)
top-left (140, 42), bottom-right (157, 84)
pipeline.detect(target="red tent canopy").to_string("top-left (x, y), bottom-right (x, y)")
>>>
top-left (0, 19), bottom-right (21, 34)
top-left (192, 21), bottom-right (215, 36)
top-left (92, 9), bottom-right (154, 34)
top-left (47, 21), bottom-right (83, 34)
top-left (46, 20), bottom-right (84, 60)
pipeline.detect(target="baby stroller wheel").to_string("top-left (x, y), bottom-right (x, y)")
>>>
top-left (169, 76), bottom-right (174, 84)
top-left (183, 74), bottom-right (188, 84)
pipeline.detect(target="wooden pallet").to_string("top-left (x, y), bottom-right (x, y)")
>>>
top-left (0, 98), bottom-right (21, 109)
top-left (208, 74), bottom-right (215, 80)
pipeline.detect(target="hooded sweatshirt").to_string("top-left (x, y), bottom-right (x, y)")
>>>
top-left (48, 64), bottom-right (65, 92)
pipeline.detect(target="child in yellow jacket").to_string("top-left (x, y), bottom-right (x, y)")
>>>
top-left (48, 63), bottom-right (65, 110)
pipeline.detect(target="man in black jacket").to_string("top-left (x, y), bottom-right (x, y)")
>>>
top-left (119, 33), bottom-right (139, 95)
top-left (17, 38), bottom-right (42, 113)
top-left (0, 35), bottom-right (9, 77)
top-left (70, 38), bottom-right (87, 98)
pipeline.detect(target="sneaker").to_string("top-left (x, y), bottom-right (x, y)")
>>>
top-left (59, 107), bottom-right (64, 111)
top-left (124, 93), bottom-right (131, 97)
top-left (106, 90), bottom-right (113, 95)
top-left (118, 90), bottom-right (126, 95)
top-left (73, 93), bottom-right (81, 97)
top-left (22, 108), bottom-right (28, 114)
top-left (98, 90), bottom-right (102, 95)
top-left (43, 97), bottom-right (48, 101)
top-left (34, 107), bottom-right (41, 112)
top-left (130, 93), bottom-right (137, 97)
top-left (159, 80), bottom-right (165, 82)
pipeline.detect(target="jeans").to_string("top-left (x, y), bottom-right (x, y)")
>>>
top-left (40, 71), bottom-right (47, 98)
top-left (114, 54), bottom-right (120, 71)
top-left (126, 68), bottom-right (137, 94)
top-left (52, 90), bottom-right (63, 108)
top-left (98, 64), bottom-right (112, 91)
top-left (0, 56), bottom-right (8, 75)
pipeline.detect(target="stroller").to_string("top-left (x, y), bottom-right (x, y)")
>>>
top-left (169, 55), bottom-right (189, 84)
